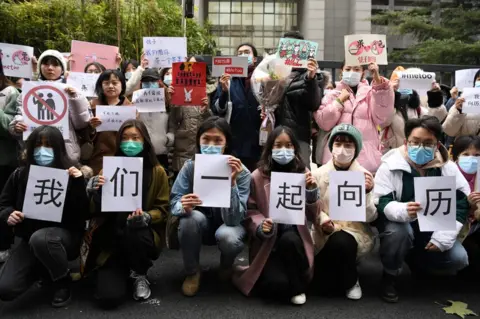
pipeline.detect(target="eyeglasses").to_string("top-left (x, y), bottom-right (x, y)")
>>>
top-left (407, 141), bottom-right (436, 149)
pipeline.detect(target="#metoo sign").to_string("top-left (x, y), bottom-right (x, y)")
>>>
top-left (212, 57), bottom-right (248, 77)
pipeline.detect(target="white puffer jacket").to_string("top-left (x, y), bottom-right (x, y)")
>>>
top-left (442, 106), bottom-right (480, 137)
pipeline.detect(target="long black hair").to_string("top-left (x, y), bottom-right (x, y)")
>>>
top-left (121, 59), bottom-right (139, 75)
top-left (94, 69), bottom-right (126, 105)
top-left (0, 58), bottom-right (13, 91)
top-left (116, 119), bottom-right (159, 168)
top-left (258, 126), bottom-right (306, 175)
top-left (452, 135), bottom-right (480, 161)
top-left (195, 116), bottom-right (233, 155)
top-left (473, 70), bottom-right (480, 87)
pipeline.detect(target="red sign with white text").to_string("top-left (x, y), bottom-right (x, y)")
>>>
top-left (171, 62), bottom-right (207, 106)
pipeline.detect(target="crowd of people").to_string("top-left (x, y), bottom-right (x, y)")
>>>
top-left (0, 30), bottom-right (479, 310)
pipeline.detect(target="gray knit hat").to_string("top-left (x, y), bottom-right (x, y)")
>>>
top-left (328, 124), bottom-right (363, 159)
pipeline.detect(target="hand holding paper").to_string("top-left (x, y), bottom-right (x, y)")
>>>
top-left (7, 211), bottom-right (25, 226)
top-left (228, 156), bottom-right (243, 186)
top-left (181, 194), bottom-right (202, 214)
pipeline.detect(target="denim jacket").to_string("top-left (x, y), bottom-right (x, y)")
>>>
top-left (170, 159), bottom-right (251, 226)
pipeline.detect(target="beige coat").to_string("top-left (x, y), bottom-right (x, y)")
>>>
top-left (443, 106), bottom-right (480, 137)
top-left (311, 160), bottom-right (377, 257)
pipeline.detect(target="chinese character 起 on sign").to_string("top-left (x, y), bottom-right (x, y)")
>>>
top-left (269, 172), bottom-right (306, 225)
top-left (329, 171), bottom-right (366, 222)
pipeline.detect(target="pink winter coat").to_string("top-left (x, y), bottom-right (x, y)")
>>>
top-left (232, 169), bottom-right (319, 296)
top-left (313, 79), bottom-right (394, 173)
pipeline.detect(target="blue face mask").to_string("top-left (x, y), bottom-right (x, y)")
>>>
top-left (272, 148), bottom-right (295, 165)
top-left (240, 54), bottom-right (253, 66)
top-left (200, 144), bottom-right (223, 155)
top-left (163, 75), bottom-right (172, 87)
top-left (34, 146), bottom-right (54, 166)
top-left (398, 88), bottom-right (413, 95)
top-left (407, 145), bottom-right (436, 166)
top-left (458, 156), bottom-right (479, 174)
top-left (475, 81), bottom-right (480, 88)
top-left (142, 82), bottom-right (160, 89)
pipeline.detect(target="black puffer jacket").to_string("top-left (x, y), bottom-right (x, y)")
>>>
top-left (275, 69), bottom-right (322, 142)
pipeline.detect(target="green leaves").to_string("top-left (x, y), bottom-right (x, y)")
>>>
top-left (436, 300), bottom-right (478, 319)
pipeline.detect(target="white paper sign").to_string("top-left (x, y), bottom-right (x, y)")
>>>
top-left (132, 88), bottom-right (166, 113)
top-left (269, 172), bottom-right (306, 225)
top-left (22, 81), bottom-right (70, 140)
top-left (461, 88), bottom-right (480, 114)
top-left (102, 157), bottom-right (143, 212)
top-left (455, 69), bottom-right (479, 91)
top-left (344, 34), bottom-right (387, 66)
top-left (67, 72), bottom-right (99, 98)
top-left (414, 176), bottom-right (456, 232)
top-left (0, 43), bottom-right (34, 78)
top-left (329, 171), bottom-right (366, 222)
top-left (23, 165), bottom-right (69, 222)
top-left (193, 154), bottom-right (231, 208)
top-left (397, 71), bottom-right (436, 97)
top-left (143, 37), bottom-right (187, 68)
top-left (96, 105), bottom-right (136, 132)
top-left (212, 57), bottom-right (248, 77)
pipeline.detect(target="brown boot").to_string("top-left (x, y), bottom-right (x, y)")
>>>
top-left (182, 271), bottom-right (201, 297)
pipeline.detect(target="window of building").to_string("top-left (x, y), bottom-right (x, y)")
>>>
top-left (207, 0), bottom-right (298, 56)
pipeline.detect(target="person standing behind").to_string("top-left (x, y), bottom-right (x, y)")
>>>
top-left (214, 43), bottom-right (262, 172)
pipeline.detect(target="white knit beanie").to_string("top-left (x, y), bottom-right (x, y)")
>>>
top-left (37, 50), bottom-right (67, 75)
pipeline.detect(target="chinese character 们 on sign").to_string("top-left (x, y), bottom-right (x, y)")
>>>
top-left (269, 172), bottom-right (306, 225)
top-left (132, 88), bottom-right (166, 113)
top-left (344, 34), bottom-right (387, 66)
top-left (102, 157), bottom-right (143, 212)
top-left (96, 105), bottom-right (137, 132)
top-left (193, 154), bottom-right (232, 208)
top-left (461, 88), bottom-right (480, 114)
top-left (143, 37), bottom-right (187, 69)
top-left (23, 165), bottom-right (69, 222)
top-left (329, 171), bottom-right (366, 222)
top-left (414, 176), bottom-right (456, 231)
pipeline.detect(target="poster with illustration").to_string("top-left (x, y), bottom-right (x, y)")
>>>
top-left (70, 40), bottom-right (119, 72)
top-left (171, 62), bottom-right (207, 106)
top-left (276, 38), bottom-right (318, 67)
top-left (0, 43), bottom-right (34, 78)
top-left (344, 34), bottom-right (388, 66)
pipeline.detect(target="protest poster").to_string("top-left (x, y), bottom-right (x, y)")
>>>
top-left (462, 88), bottom-right (480, 114)
top-left (455, 69), bottom-right (479, 91)
top-left (66, 72), bottom-right (99, 97)
top-left (269, 172), bottom-right (305, 225)
top-left (193, 154), bottom-right (231, 208)
top-left (329, 171), bottom-right (366, 222)
top-left (143, 37), bottom-right (187, 68)
top-left (276, 38), bottom-right (318, 67)
top-left (344, 34), bottom-right (387, 66)
top-left (102, 157), bottom-right (143, 212)
top-left (132, 88), bottom-right (166, 112)
top-left (212, 57), bottom-right (248, 77)
top-left (171, 62), bottom-right (207, 106)
top-left (96, 105), bottom-right (137, 132)
top-left (70, 40), bottom-right (119, 72)
top-left (397, 71), bottom-right (436, 97)
top-left (22, 81), bottom-right (69, 140)
top-left (0, 43), bottom-right (34, 78)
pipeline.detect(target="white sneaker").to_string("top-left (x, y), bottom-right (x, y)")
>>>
top-left (130, 271), bottom-right (151, 301)
top-left (0, 250), bottom-right (10, 263)
top-left (346, 280), bottom-right (362, 300)
top-left (290, 293), bottom-right (306, 305)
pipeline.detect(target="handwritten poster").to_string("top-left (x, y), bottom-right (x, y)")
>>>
top-left (212, 57), bottom-right (248, 77)
top-left (344, 34), bottom-right (387, 66)
top-left (0, 43), bottom-right (34, 78)
top-left (276, 38), bottom-right (318, 67)
top-left (329, 171), bottom-right (366, 222)
top-left (132, 88), bottom-right (166, 113)
top-left (171, 62), bottom-right (207, 106)
top-left (66, 72), bottom-right (99, 97)
top-left (462, 88), bottom-right (480, 114)
top-left (96, 105), bottom-right (137, 132)
top-left (143, 37), bottom-right (187, 69)
top-left (70, 40), bottom-right (119, 72)
top-left (455, 69), bottom-right (480, 91)
top-left (397, 71), bottom-right (436, 97)
top-left (193, 154), bottom-right (231, 208)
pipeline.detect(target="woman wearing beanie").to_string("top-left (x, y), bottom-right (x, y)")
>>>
top-left (443, 70), bottom-right (480, 138)
top-left (313, 62), bottom-right (394, 173)
top-left (311, 124), bottom-right (377, 300)
top-left (8, 50), bottom-right (91, 167)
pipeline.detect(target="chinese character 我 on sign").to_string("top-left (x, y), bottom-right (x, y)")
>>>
top-left (34, 178), bottom-right (65, 207)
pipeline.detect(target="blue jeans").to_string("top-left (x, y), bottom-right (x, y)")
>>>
top-left (379, 221), bottom-right (468, 276)
top-left (178, 210), bottom-right (246, 275)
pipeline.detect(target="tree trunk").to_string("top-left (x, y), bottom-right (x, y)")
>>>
top-left (431, 0), bottom-right (441, 25)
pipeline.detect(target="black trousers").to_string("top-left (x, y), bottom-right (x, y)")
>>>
top-left (313, 231), bottom-right (358, 294)
top-left (255, 228), bottom-right (309, 299)
top-left (95, 227), bottom-right (157, 307)
top-left (460, 229), bottom-right (480, 278)
top-left (0, 166), bottom-right (16, 251)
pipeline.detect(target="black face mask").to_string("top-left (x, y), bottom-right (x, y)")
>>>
top-left (427, 90), bottom-right (444, 108)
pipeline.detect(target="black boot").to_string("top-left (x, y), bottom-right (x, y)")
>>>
top-left (381, 272), bottom-right (398, 303)
top-left (51, 276), bottom-right (72, 308)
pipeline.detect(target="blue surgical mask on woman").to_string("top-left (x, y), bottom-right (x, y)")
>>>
top-left (142, 82), bottom-right (160, 89)
top-left (342, 71), bottom-right (362, 87)
top-left (163, 75), bottom-right (172, 86)
top-left (120, 141), bottom-right (144, 157)
top-left (458, 156), bottom-right (479, 174)
top-left (475, 81), bottom-right (480, 88)
top-left (201, 144), bottom-right (223, 155)
top-left (407, 145), bottom-right (436, 165)
top-left (272, 148), bottom-right (295, 165)
top-left (34, 146), bottom-right (54, 166)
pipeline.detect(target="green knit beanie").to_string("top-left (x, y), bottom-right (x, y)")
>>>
top-left (328, 124), bottom-right (363, 159)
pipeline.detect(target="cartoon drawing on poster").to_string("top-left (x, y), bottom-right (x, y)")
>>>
top-left (455, 69), bottom-right (480, 91)
top-left (171, 62), bottom-right (207, 106)
top-left (276, 38), bottom-right (318, 67)
top-left (344, 34), bottom-right (387, 66)
top-left (143, 37), bottom-right (187, 69)
top-left (70, 40), bottom-right (119, 72)
top-left (461, 88), bottom-right (480, 114)
top-left (22, 81), bottom-right (69, 140)
top-left (212, 57), bottom-right (248, 78)
top-left (66, 72), bottom-right (99, 98)
top-left (0, 43), bottom-right (34, 78)
top-left (132, 88), bottom-right (166, 113)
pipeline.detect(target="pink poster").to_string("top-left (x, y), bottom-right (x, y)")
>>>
top-left (70, 40), bottom-right (119, 72)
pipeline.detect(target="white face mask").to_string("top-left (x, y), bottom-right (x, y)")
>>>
top-left (342, 71), bottom-right (362, 87)
top-left (332, 146), bottom-right (355, 164)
